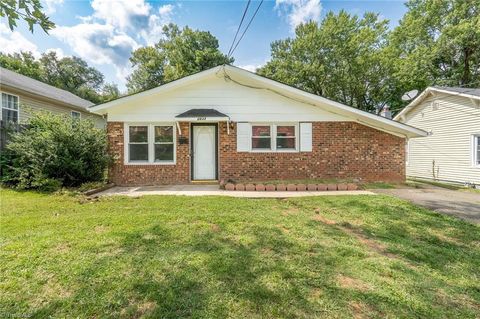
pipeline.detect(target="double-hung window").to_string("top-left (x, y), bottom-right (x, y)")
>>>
top-left (128, 126), bottom-right (149, 162)
top-left (251, 124), bottom-right (297, 151)
top-left (276, 125), bottom-right (296, 150)
top-left (126, 124), bottom-right (175, 164)
top-left (252, 125), bottom-right (272, 150)
top-left (1, 93), bottom-right (19, 123)
top-left (154, 126), bottom-right (174, 162)
top-left (474, 135), bottom-right (480, 167)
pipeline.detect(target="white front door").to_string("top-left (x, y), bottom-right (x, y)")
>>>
top-left (193, 125), bottom-right (216, 180)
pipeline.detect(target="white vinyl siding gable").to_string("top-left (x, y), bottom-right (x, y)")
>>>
top-left (401, 93), bottom-right (480, 184)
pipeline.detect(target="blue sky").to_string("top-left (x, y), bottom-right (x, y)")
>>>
top-left (0, 0), bottom-right (408, 91)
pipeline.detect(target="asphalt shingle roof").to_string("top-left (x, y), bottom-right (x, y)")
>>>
top-left (0, 67), bottom-right (94, 109)
top-left (175, 109), bottom-right (229, 118)
top-left (433, 86), bottom-right (480, 98)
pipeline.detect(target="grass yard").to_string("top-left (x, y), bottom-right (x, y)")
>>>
top-left (1, 190), bottom-right (479, 318)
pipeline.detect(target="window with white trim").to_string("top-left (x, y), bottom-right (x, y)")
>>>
top-left (154, 126), bottom-right (174, 162)
top-left (474, 135), bottom-right (480, 167)
top-left (128, 126), bottom-right (149, 162)
top-left (126, 124), bottom-right (175, 164)
top-left (252, 125), bottom-right (271, 150)
top-left (251, 124), bottom-right (297, 152)
top-left (1, 93), bottom-right (19, 123)
top-left (71, 111), bottom-right (81, 120)
top-left (276, 125), bottom-right (296, 150)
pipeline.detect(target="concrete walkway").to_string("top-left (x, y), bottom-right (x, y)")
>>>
top-left (97, 185), bottom-right (375, 198)
top-left (374, 186), bottom-right (480, 224)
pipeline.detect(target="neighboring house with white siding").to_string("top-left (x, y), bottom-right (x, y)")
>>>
top-left (0, 67), bottom-right (105, 128)
top-left (395, 86), bottom-right (480, 186)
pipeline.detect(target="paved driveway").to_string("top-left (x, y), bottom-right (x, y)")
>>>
top-left (374, 186), bottom-right (480, 224)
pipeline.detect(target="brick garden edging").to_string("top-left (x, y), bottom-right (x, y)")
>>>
top-left (223, 182), bottom-right (359, 192)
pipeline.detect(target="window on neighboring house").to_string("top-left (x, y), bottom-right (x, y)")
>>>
top-left (126, 124), bottom-right (175, 164)
top-left (1, 93), bottom-right (19, 123)
top-left (276, 125), bottom-right (296, 150)
top-left (474, 135), bottom-right (480, 167)
top-left (71, 111), bottom-right (81, 120)
top-left (128, 126), bottom-right (149, 162)
top-left (154, 126), bottom-right (174, 162)
top-left (252, 125), bottom-right (271, 150)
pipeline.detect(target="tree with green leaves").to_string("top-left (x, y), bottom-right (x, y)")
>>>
top-left (0, 52), bottom-right (43, 80)
top-left (258, 11), bottom-right (393, 112)
top-left (39, 51), bottom-right (105, 102)
top-left (127, 23), bottom-right (233, 93)
top-left (0, 0), bottom-right (55, 33)
top-left (0, 51), bottom-right (119, 104)
top-left (100, 83), bottom-right (121, 103)
top-left (386, 0), bottom-right (480, 111)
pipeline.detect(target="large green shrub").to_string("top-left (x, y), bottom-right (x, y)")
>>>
top-left (1, 112), bottom-right (109, 190)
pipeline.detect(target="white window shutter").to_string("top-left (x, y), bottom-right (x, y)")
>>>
top-left (300, 122), bottom-right (312, 152)
top-left (237, 122), bottom-right (251, 152)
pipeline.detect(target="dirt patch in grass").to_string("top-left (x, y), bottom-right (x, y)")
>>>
top-left (277, 224), bottom-right (290, 233)
top-left (54, 243), bottom-right (71, 253)
top-left (312, 214), bottom-right (404, 262)
top-left (137, 301), bottom-right (156, 316)
top-left (337, 274), bottom-right (371, 292)
top-left (282, 207), bottom-right (300, 216)
top-left (94, 225), bottom-right (109, 233)
top-left (311, 214), bottom-right (337, 225)
top-left (210, 223), bottom-right (221, 232)
top-left (349, 301), bottom-right (376, 319)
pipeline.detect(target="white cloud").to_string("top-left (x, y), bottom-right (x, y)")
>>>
top-left (159, 4), bottom-right (174, 16)
top-left (0, 23), bottom-right (39, 56)
top-left (52, 0), bottom-right (176, 83)
top-left (43, 0), bottom-right (64, 14)
top-left (52, 23), bottom-right (139, 82)
top-left (141, 5), bottom-right (175, 45)
top-left (91, 0), bottom-right (151, 31)
top-left (275, 0), bottom-right (322, 30)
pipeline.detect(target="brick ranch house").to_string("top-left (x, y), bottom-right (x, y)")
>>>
top-left (89, 65), bottom-right (426, 186)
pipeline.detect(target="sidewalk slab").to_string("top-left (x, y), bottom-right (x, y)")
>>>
top-left (96, 185), bottom-right (375, 198)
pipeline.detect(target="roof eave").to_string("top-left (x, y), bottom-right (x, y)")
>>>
top-left (394, 87), bottom-right (480, 121)
top-left (1, 84), bottom-right (94, 112)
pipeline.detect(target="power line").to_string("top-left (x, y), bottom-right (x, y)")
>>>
top-left (227, 0), bottom-right (251, 58)
top-left (229, 0), bottom-right (264, 58)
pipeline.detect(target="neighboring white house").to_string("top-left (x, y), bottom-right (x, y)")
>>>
top-left (395, 86), bottom-right (480, 186)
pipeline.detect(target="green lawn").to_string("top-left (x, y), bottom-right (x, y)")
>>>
top-left (1, 190), bottom-right (479, 318)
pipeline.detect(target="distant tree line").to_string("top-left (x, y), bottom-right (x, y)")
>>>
top-left (0, 51), bottom-right (119, 104)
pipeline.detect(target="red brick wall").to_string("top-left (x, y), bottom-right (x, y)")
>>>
top-left (107, 121), bottom-right (405, 185)
top-left (218, 122), bottom-right (405, 183)
top-left (107, 122), bottom-right (190, 185)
